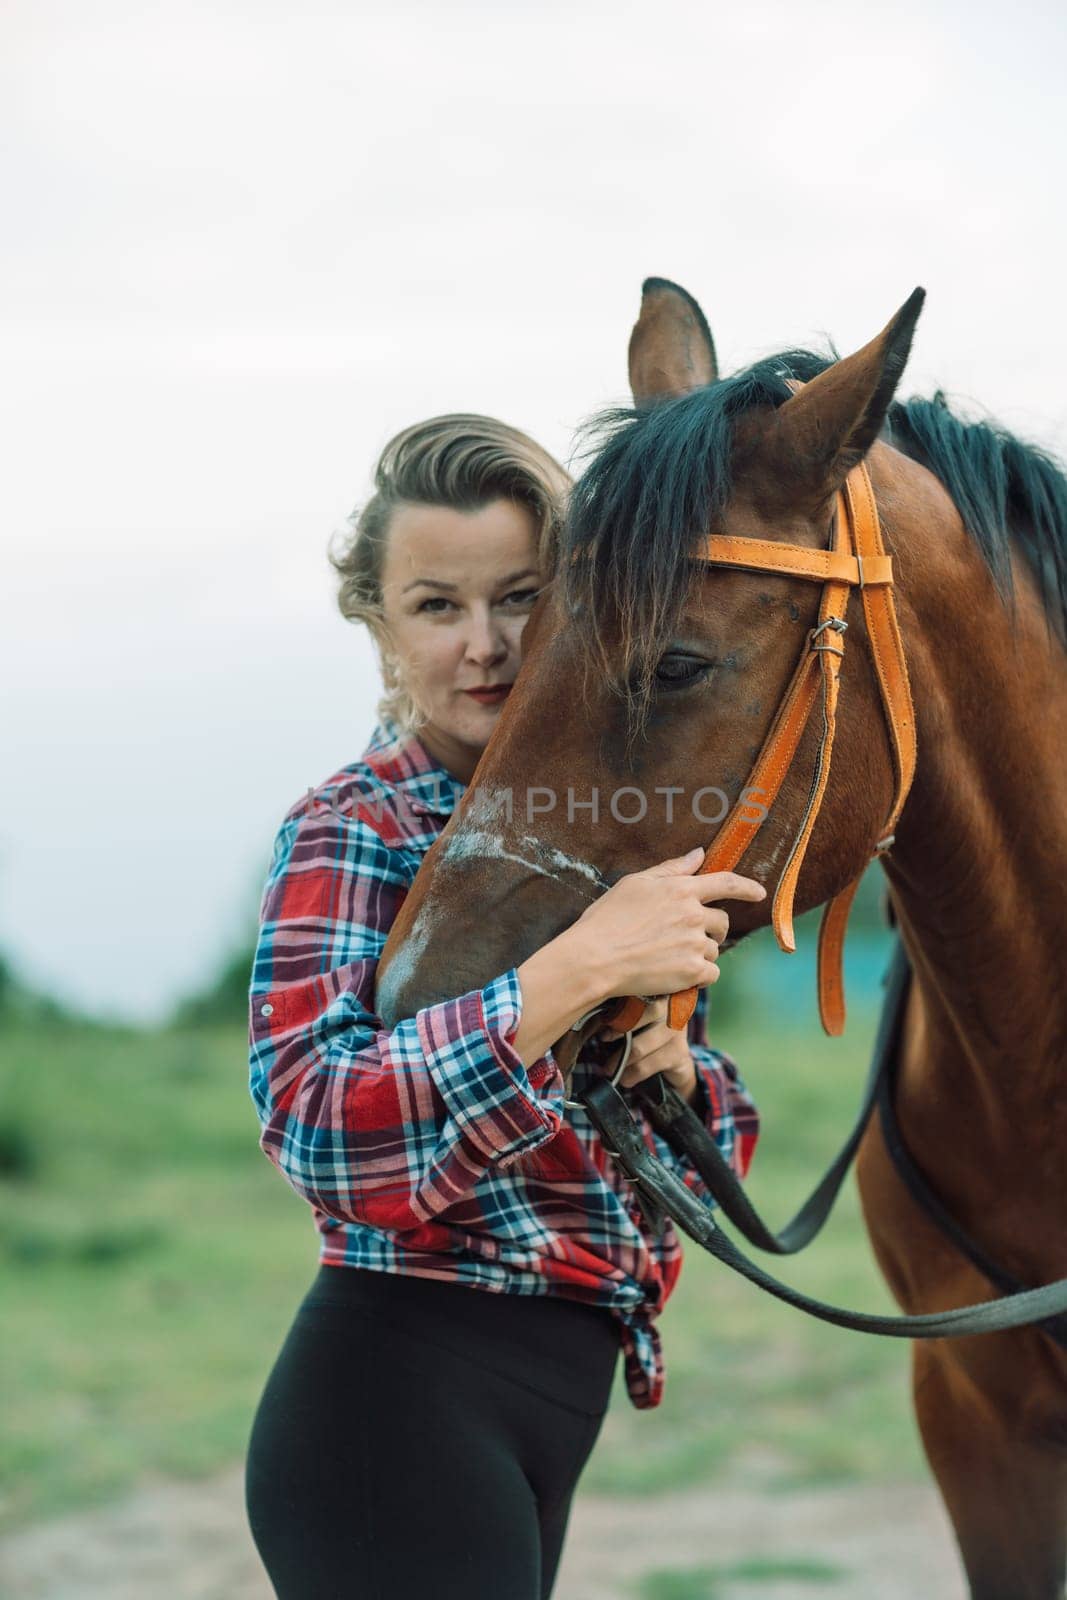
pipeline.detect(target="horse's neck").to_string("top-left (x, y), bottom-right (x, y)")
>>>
top-left (887, 532), bottom-right (1067, 1104)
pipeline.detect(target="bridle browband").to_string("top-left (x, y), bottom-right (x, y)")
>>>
top-left (606, 452), bottom-right (917, 1039)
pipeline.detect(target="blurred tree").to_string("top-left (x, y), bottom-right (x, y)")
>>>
top-left (0, 949), bottom-right (85, 1029)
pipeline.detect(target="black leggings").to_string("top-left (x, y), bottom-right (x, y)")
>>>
top-left (245, 1265), bottom-right (620, 1599)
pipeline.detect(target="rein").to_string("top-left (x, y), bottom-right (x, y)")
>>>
top-left (576, 937), bottom-right (1067, 1341)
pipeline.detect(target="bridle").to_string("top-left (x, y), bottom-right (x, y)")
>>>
top-left (605, 450), bottom-right (917, 1040)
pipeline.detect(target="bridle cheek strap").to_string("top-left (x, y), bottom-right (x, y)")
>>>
top-left (611, 458), bottom-right (916, 1039)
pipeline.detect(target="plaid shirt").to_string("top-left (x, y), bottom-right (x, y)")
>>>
top-left (248, 718), bottom-right (760, 1409)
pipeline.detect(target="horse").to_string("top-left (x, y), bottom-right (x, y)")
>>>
top-left (377, 279), bottom-right (1067, 1599)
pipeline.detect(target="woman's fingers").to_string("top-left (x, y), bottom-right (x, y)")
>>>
top-left (616, 1023), bottom-right (691, 1087)
top-left (692, 871), bottom-right (765, 904)
top-left (643, 847), bottom-right (706, 878)
top-left (644, 856), bottom-right (765, 908)
top-left (572, 852), bottom-right (760, 1000)
top-left (599, 997), bottom-right (666, 1041)
top-left (634, 998), bottom-right (668, 1032)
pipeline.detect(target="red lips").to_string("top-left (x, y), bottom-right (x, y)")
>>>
top-left (464, 685), bottom-right (512, 705)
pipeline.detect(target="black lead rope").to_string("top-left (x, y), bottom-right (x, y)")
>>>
top-left (578, 939), bottom-right (1067, 1342)
top-left (626, 938), bottom-right (914, 1257)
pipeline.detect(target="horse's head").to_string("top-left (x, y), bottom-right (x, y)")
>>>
top-left (377, 279), bottom-right (925, 1030)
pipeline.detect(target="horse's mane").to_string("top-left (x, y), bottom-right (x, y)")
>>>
top-left (561, 349), bottom-right (1067, 717)
top-left (887, 393), bottom-right (1067, 644)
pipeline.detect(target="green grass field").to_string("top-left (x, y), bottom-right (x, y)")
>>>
top-left (0, 969), bottom-right (927, 1535)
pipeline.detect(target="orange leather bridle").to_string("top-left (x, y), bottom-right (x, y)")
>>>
top-left (610, 455), bottom-right (917, 1039)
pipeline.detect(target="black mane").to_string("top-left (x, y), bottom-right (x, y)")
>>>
top-left (887, 393), bottom-right (1067, 642)
top-left (562, 349), bottom-right (1067, 711)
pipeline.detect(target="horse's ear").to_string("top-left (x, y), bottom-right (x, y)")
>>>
top-left (628, 277), bottom-right (718, 407)
top-left (773, 287), bottom-right (925, 499)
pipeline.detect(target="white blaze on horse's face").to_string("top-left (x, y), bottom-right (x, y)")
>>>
top-left (375, 821), bottom-right (606, 1027)
top-left (443, 776), bottom-right (611, 896)
top-left (374, 907), bottom-right (435, 1029)
top-left (442, 823), bottom-right (607, 898)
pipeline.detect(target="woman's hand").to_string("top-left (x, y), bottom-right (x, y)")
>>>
top-left (600, 999), bottom-right (701, 1105)
top-left (513, 847), bottom-right (764, 1070)
top-left (565, 846), bottom-right (766, 1001)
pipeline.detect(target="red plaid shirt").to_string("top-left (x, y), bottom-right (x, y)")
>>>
top-left (249, 719), bottom-right (760, 1408)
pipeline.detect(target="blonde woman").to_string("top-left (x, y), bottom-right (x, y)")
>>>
top-left (245, 414), bottom-right (763, 1599)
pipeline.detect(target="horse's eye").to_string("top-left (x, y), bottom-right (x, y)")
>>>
top-left (654, 652), bottom-right (713, 688)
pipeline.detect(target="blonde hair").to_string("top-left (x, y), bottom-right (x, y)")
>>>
top-left (329, 413), bottom-right (571, 730)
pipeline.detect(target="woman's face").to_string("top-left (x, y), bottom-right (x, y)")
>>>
top-left (379, 498), bottom-right (543, 780)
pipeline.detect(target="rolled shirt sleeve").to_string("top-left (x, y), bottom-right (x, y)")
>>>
top-left (249, 802), bottom-right (565, 1234)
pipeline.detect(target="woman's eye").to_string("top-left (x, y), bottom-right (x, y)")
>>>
top-left (654, 652), bottom-right (713, 688)
top-left (415, 596), bottom-right (457, 615)
top-left (499, 587), bottom-right (540, 608)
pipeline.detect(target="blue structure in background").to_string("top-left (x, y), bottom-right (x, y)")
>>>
top-left (713, 878), bottom-right (896, 1027)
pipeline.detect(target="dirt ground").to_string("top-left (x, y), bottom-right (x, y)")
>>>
top-left (0, 1466), bottom-right (965, 1600)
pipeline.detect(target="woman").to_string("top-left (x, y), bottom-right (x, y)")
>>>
top-left (245, 414), bottom-right (764, 1600)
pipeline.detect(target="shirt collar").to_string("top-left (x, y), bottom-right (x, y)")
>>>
top-left (363, 717), bottom-right (466, 819)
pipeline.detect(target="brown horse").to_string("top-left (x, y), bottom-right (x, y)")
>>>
top-left (377, 281), bottom-right (1067, 1598)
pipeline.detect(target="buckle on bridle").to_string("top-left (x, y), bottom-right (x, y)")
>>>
top-left (810, 616), bottom-right (848, 654)
top-left (562, 1023), bottom-right (635, 1134)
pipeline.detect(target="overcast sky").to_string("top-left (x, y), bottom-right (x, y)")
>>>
top-left (5, 0), bottom-right (1066, 1022)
